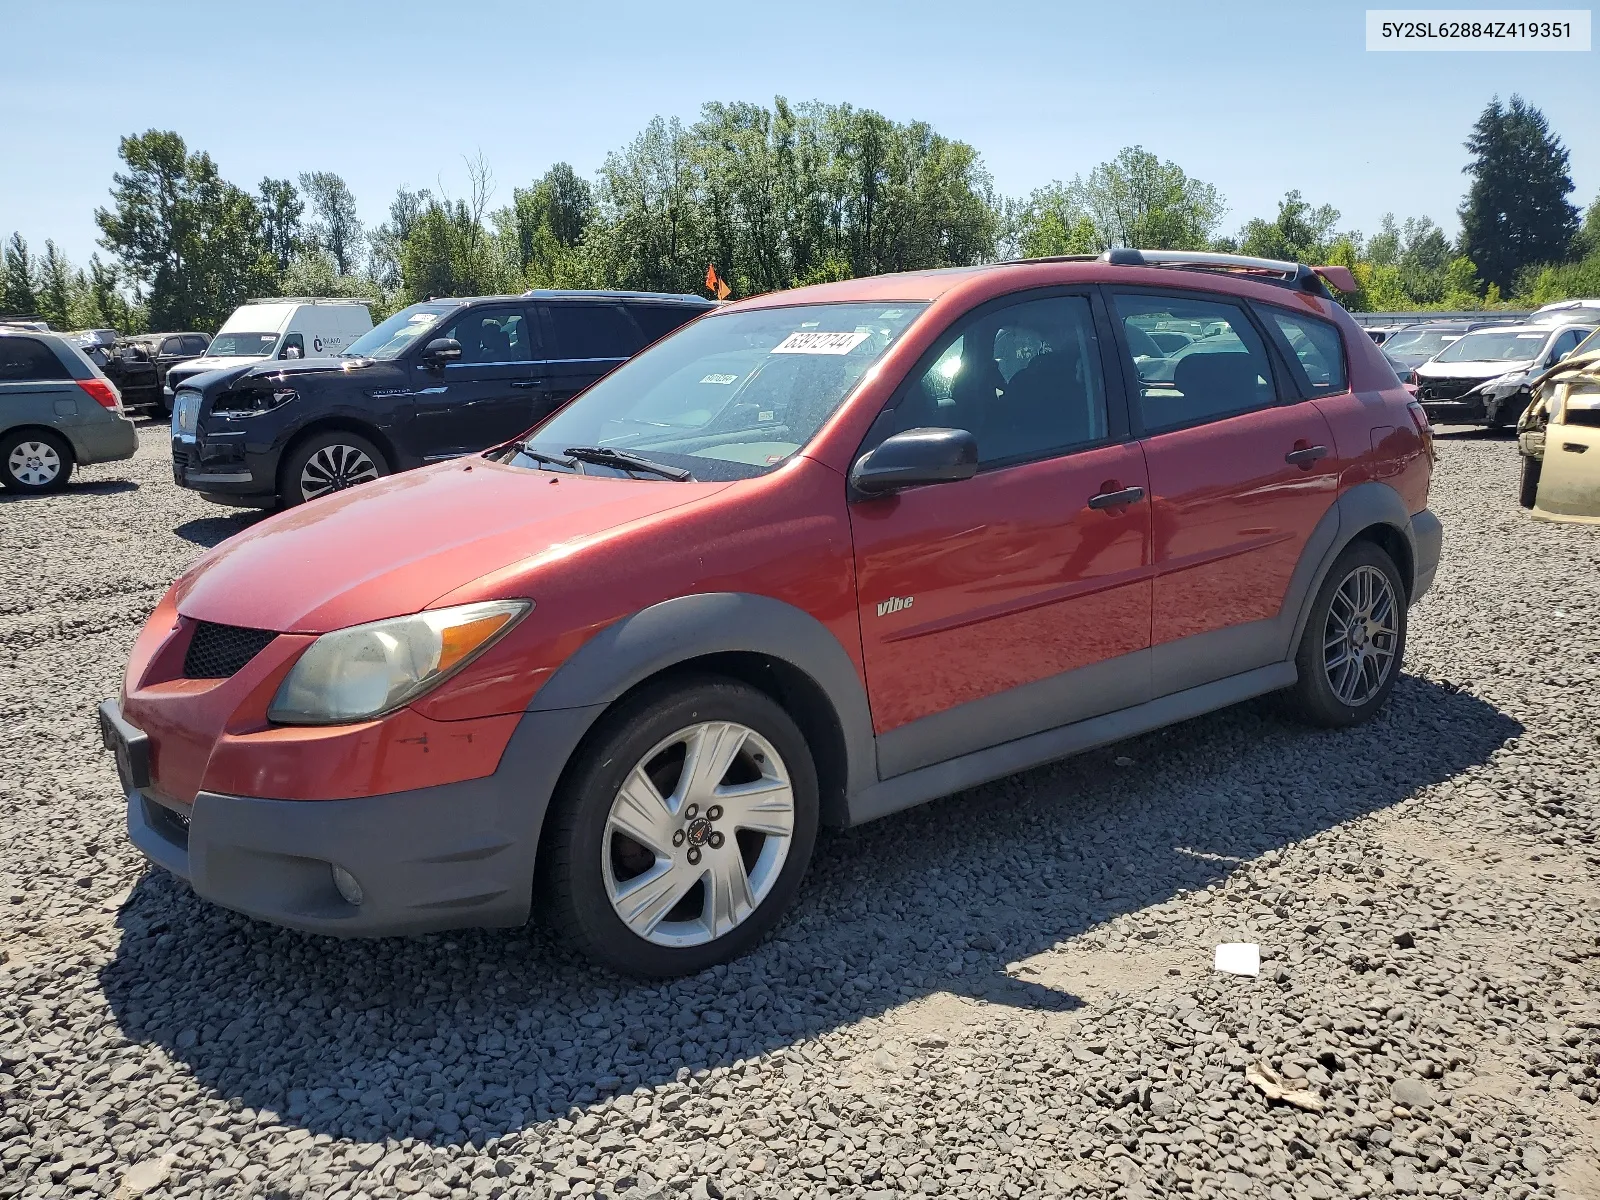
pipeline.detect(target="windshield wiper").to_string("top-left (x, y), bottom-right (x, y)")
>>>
top-left (514, 444), bottom-right (578, 471)
top-left (563, 446), bottom-right (694, 481)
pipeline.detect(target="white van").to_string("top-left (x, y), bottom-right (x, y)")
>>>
top-left (160, 298), bottom-right (373, 411)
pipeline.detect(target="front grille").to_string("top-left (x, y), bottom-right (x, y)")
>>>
top-left (183, 621), bottom-right (278, 679)
top-left (1417, 376), bottom-right (1480, 403)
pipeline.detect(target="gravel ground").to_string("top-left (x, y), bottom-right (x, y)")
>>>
top-left (2, 420), bottom-right (1598, 1200)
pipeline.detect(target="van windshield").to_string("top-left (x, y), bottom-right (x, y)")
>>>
top-left (344, 302), bottom-right (460, 360)
top-left (509, 301), bottom-right (926, 481)
top-left (208, 333), bottom-right (279, 357)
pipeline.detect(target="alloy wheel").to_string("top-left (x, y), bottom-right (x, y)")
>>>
top-left (1322, 563), bottom-right (1399, 707)
top-left (602, 720), bottom-right (795, 948)
top-left (299, 444), bottom-right (379, 500)
top-left (8, 440), bottom-right (62, 487)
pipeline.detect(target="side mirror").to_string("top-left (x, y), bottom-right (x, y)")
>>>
top-left (281, 344), bottom-right (302, 360)
top-left (850, 427), bottom-right (978, 495)
top-left (422, 337), bottom-right (462, 366)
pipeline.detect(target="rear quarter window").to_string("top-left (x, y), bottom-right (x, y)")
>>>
top-left (627, 304), bottom-right (704, 344)
top-left (0, 336), bottom-right (71, 382)
top-left (1261, 307), bottom-right (1348, 396)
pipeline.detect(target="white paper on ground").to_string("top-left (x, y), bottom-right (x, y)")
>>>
top-left (1214, 943), bottom-right (1260, 976)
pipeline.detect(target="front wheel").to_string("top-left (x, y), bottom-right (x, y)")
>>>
top-left (279, 430), bottom-right (388, 506)
top-left (540, 677), bottom-right (819, 977)
top-left (1286, 540), bottom-right (1407, 728)
top-left (1519, 454), bottom-right (1542, 509)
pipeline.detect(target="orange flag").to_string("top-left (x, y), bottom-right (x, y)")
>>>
top-left (706, 264), bottom-right (731, 301)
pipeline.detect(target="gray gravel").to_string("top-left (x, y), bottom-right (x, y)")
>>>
top-left (2, 420), bottom-right (1598, 1200)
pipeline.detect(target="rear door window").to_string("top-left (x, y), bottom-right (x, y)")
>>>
top-left (1261, 308), bottom-right (1348, 396)
top-left (627, 304), bottom-right (700, 345)
top-left (546, 304), bottom-right (644, 360)
top-left (0, 336), bottom-right (70, 382)
top-left (1110, 293), bottom-right (1278, 433)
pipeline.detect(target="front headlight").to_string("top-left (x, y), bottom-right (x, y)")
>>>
top-left (268, 600), bottom-right (530, 725)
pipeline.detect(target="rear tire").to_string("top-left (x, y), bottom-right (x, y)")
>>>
top-left (1518, 454), bottom-right (1542, 509)
top-left (539, 676), bottom-right (819, 978)
top-left (1, 429), bottom-right (74, 493)
top-left (1285, 540), bottom-right (1407, 728)
top-left (278, 430), bottom-right (388, 507)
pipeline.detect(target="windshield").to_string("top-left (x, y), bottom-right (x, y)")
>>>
top-left (1434, 329), bottom-right (1549, 363)
top-left (207, 332), bottom-right (279, 357)
top-left (343, 301), bottom-right (460, 360)
top-left (1383, 330), bottom-right (1461, 359)
top-left (510, 302), bottom-right (927, 481)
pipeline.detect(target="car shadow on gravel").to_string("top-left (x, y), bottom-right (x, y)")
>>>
top-left (99, 672), bottom-right (1520, 1146)
top-left (173, 512), bottom-right (268, 548)
top-left (0, 479), bottom-right (139, 502)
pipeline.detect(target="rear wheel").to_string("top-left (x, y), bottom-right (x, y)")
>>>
top-left (1286, 540), bottom-right (1407, 728)
top-left (1, 429), bottom-right (74, 493)
top-left (279, 430), bottom-right (388, 506)
top-left (540, 677), bottom-right (819, 977)
top-left (1518, 454), bottom-right (1542, 509)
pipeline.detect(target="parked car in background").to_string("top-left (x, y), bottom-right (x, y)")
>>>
top-left (161, 299), bottom-right (373, 414)
top-left (1414, 321), bottom-right (1597, 427)
top-left (1381, 320), bottom-right (1509, 383)
top-left (104, 332), bottom-right (212, 412)
top-left (171, 290), bottom-right (714, 508)
top-left (0, 327), bottom-right (137, 493)
top-left (1517, 328), bottom-right (1600, 519)
top-left (107, 251), bottom-right (1437, 976)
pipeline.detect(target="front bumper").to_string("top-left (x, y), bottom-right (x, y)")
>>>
top-left (107, 698), bottom-right (605, 937)
top-left (1419, 396), bottom-right (1487, 424)
top-left (171, 435), bottom-right (275, 505)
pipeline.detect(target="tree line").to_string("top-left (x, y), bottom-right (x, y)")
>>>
top-left (3, 93), bottom-right (1596, 335)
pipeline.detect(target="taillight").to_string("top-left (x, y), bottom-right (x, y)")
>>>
top-left (78, 378), bottom-right (121, 410)
top-left (1406, 400), bottom-right (1434, 462)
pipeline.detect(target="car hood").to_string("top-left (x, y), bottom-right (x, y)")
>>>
top-left (240, 355), bottom-right (385, 382)
top-left (1415, 358), bottom-right (1537, 381)
top-left (173, 354), bottom-right (267, 375)
top-left (175, 459), bottom-right (733, 633)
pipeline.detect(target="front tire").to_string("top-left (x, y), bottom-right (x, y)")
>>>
top-left (1286, 540), bottom-right (1407, 728)
top-left (1518, 454), bottom-right (1542, 509)
top-left (279, 430), bottom-right (388, 507)
top-left (540, 676), bottom-right (819, 977)
top-left (1, 429), bottom-right (74, 493)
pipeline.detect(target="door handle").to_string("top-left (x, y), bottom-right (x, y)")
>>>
top-left (511, 380), bottom-right (546, 389)
top-left (1562, 442), bottom-right (1588, 453)
top-left (1284, 444), bottom-right (1330, 468)
top-left (1087, 485), bottom-right (1145, 510)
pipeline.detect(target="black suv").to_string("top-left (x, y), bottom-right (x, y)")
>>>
top-left (170, 291), bottom-right (715, 507)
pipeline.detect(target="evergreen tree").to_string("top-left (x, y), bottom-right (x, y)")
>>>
top-left (1458, 95), bottom-right (1579, 292)
top-left (2, 233), bottom-right (38, 318)
top-left (37, 241), bottom-right (73, 329)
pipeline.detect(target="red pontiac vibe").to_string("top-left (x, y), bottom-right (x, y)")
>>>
top-left (101, 251), bottom-right (1440, 977)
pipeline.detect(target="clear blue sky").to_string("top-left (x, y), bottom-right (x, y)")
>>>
top-left (4, 0), bottom-right (1596, 268)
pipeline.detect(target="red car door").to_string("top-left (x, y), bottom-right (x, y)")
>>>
top-left (848, 291), bottom-right (1153, 777)
top-left (1108, 290), bottom-right (1340, 694)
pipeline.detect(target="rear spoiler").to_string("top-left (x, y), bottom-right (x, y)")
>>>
top-left (1312, 265), bottom-right (1358, 296)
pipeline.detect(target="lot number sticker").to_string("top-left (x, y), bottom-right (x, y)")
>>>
top-left (771, 330), bottom-right (871, 355)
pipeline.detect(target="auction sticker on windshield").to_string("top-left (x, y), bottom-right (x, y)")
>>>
top-left (772, 330), bottom-right (872, 355)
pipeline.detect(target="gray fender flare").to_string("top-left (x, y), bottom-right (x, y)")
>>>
top-left (527, 592), bottom-right (878, 798)
top-left (1287, 481), bottom-right (1419, 654)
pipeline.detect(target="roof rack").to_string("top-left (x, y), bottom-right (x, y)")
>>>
top-left (1098, 248), bottom-right (1352, 298)
top-left (243, 296), bottom-right (374, 305)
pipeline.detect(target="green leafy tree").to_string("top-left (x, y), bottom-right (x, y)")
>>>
top-left (1366, 214), bottom-right (1401, 267)
top-left (1458, 95), bottom-right (1579, 292)
top-left (508, 162), bottom-right (595, 286)
top-left (1396, 217), bottom-right (1452, 303)
top-left (258, 177), bottom-right (305, 274)
top-left (369, 187), bottom-right (432, 290)
top-left (1237, 190), bottom-right (1342, 262)
top-left (1571, 194), bottom-right (1600, 261)
top-left (298, 170), bottom-right (364, 276)
top-left (95, 130), bottom-right (273, 330)
top-left (2, 233), bottom-right (38, 318)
